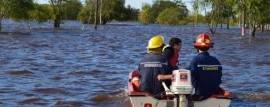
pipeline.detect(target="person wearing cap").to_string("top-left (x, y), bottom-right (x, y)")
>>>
top-left (138, 35), bottom-right (172, 95)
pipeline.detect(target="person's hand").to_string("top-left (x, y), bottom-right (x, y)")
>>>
top-left (157, 75), bottom-right (164, 81)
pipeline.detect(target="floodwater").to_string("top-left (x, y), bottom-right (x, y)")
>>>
top-left (0, 20), bottom-right (269, 107)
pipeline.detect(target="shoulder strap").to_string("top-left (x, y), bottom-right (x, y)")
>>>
top-left (162, 45), bottom-right (171, 52)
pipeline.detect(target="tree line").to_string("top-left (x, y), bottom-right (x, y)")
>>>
top-left (0, 0), bottom-right (139, 31)
top-left (0, 0), bottom-right (270, 37)
top-left (138, 0), bottom-right (270, 37)
top-left (190, 0), bottom-right (270, 37)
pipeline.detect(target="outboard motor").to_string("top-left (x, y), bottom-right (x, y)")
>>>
top-left (171, 69), bottom-right (193, 107)
top-left (170, 69), bottom-right (193, 94)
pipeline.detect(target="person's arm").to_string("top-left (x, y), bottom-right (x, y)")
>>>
top-left (187, 56), bottom-right (198, 87)
top-left (157, 74), bottom-right (173, 81)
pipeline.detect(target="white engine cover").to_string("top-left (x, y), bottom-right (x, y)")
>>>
top-left (170, 69), bottom-right (193, 95)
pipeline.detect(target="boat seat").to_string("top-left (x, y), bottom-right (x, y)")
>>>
top-left (188, 87), bottom-right (232, 101)
top-left (128, 70), bottom-right (151, 96)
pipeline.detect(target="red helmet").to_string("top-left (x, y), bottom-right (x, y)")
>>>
top-left (194, 33), bottom-right (213, 48)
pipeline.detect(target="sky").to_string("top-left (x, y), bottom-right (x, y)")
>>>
top-left (36, 0), bottom-right (193, 11)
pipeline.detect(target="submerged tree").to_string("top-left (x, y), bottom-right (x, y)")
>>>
top-left (0, 0), bottom-right (9, 32)
top-left (0, 0), bottom-right (34, 31)
top-left (78, 0), bottom-right (135, 24)
top-left (78, 0), bottom-right (94, 24)
top-left (50, 0), bottom-right (65, 28)
top-left (149, 0), bottom-right (179, 23)
top-left (61, 0), bottom-right (82, 20)
top-left (30, 4), bottom-right (53, 23)
top-left (245, 0), bottom-right (270, 37)
top-left (138, 4), bottom-right (151, 25)
top-left (156, 7), bottom-right (183, 25)
top-left (138, 0), bottom-right (188, 25)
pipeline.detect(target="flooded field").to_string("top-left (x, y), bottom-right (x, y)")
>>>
top-left (0, 20), bottom-right (269, 107)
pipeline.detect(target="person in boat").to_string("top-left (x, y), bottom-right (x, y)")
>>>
top-left (157, 33), bottom-right (222, 100)
top-left (138, 35), bottom-right (172, 95)
top-left (188, 33), bottom-right (222, 100)
top-left (162, 37), bottom-right (182, 87)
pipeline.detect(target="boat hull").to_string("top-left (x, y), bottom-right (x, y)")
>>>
top-left (129, 95), bottom-right (231, 107)
top-left (128, 70), bottom-right (231, 107)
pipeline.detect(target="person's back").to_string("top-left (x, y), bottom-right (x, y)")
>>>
top-left (139, 53), bottom-right (168, 95)
top-left (188, 33), bottom-right (222, 99)
top-left (138, 35), bottom-right (171, 95)
top-left (190, 51), bottom-right (222, 98)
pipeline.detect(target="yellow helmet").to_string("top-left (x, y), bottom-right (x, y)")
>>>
top-left (146, 35), bottom-right (164, 49)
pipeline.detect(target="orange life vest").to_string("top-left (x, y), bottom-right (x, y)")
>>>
top-left (163, 45), bottom-right (179, 70)
top-left (170, 48), bottom-right (179, 70)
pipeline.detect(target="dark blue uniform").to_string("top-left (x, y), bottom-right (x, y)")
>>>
top-left (188, 51), bottom-right (222, 99)
top-left (138, 53), bottom-right (171, 95)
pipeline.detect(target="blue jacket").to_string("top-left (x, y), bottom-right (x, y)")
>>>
top-left (138, 53), bottom-right (172, 95)
top-left (188, 51), bottom-right (222, 98)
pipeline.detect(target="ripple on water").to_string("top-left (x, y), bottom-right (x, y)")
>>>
top-left (262, 73), bottom-right (270, 77)
top-left (90, 94), bottom-right (110, 103)
top-left (7, 70), bottom-right (33, 75)
top-left (19, 97), bottom-right (42, 105)
top-left (33, 88), bottom-right (69, 95)
top-left (233, 92), bottom-right (270, 103)
top-left (55, 100), bottom-right (85, 107)
top-left (91, 90), bottom-right (131, 107)
top-left (67, 69), bottom-right (103, 76)
top-left (255, 61), bottom-right (270, 66)
top-left (50, 76), bottom-right (63, 81)
top-left (0, 88), bottom-right (19, 93)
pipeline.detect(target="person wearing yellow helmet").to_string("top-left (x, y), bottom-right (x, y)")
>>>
top-left (146, 35), bottom-right (165, 55)
top-left (138, 35), bottom-right (172, 96)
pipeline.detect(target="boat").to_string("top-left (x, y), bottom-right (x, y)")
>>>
top-left (128, 70), bottom-right (232, 107)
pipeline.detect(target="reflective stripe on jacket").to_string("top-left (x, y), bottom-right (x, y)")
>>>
top-left (188, 51), bottom-right (222, 99)
top-left (138, 53), bottom-right (172, 95)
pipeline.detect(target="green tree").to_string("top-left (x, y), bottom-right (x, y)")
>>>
top-left (0, 0), bottom-right (9, 31)
top-left (246, 0), bottom-right (270, 37)
top-left (196, 0), bottom-right (224, 34)
top-left (62, 0), bottom-right (82, 20)
top-left (101, 0), bottom-right (126, 24)
top-left (124, 5), bottom-right (139, 21)
top-left (8, 0), bottom-right (34, 21)
top-left (30, 4), bottom-right (53, 23)
top-left (138, 0), bottom-right (188, 24)
top-left (156, 7), bottom-right (182, 25)
top-left (138, 4), bottom-right (151, 25)
top-left (78, 0), bottom-right (136, 24)
top-left (50, 0), bottom-right (66, 28)
top-left (0, 0), bottom-right (34, 31)
top-left (78, 0), bottom-right (94, 24)
top-left (234, 0), bottom-right (270, 37)
top-left (191, 0), bottom-right (199, 27)
top-left (187, 12), bottom-right (206, 25)
top-left (149, 1), bottom-right (178, 23)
